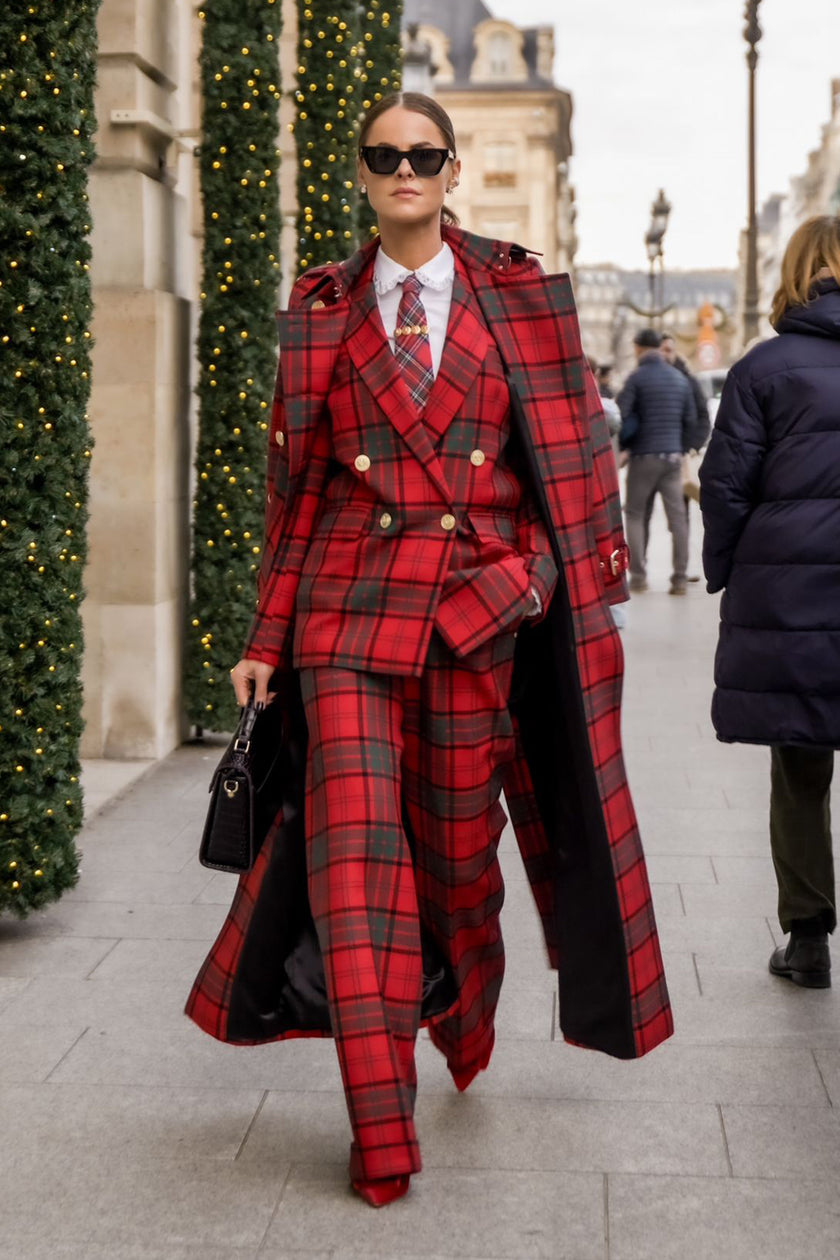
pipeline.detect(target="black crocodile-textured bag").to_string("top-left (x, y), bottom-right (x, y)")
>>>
top-left (199, 700), bottom-right (285, 873)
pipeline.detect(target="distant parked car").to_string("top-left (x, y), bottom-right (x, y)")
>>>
top-left (695, 368), bottom-right (729, 425)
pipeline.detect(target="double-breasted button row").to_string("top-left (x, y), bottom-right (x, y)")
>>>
top-left (275, 430), bottom-right (285, 447)
top-left (354, 454), bottom-right (371, 473)
top-left (376, 513), bottom-right (454, 531)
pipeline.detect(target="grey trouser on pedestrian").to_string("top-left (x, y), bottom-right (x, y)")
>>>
top-left (770, 745), bottom-right (836, 933)
top-left (643, 491), bottom-right (691, 563)
top-left (623, 454), bottom-right (688, 584)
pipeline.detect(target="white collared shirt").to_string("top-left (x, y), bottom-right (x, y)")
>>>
top-left (373, 242), bottom-right (455, 378)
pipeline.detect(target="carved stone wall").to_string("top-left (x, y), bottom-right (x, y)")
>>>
top-left (83, 0), bottom-right (199, 758)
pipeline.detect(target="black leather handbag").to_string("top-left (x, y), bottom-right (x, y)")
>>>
top-left (199, 700), bottom-right (285, 873)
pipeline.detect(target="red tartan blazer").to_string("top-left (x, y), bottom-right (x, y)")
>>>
top-left (281, 255), bottom-right (557, 672)
top-left (188, 228), bottom-right (672, 1061)
top-left (243, 233), bottom-right (627, 671)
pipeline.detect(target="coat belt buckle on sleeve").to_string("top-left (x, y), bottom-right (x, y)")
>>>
top-left (602, 546), bottom-right (629, 577)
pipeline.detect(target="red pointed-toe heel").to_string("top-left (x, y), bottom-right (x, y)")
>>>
top-left (450, 1043), bottom-right (493, 1093)
top-left (352, 1174), bottom-right (410, 1208)
top-left (451, 1062), bottom-right (482, 1092)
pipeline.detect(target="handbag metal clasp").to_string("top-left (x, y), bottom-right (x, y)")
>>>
top-left (233, 738), bottom-right (251, 754)
top-left (223, 779), bottom-right (240, 799)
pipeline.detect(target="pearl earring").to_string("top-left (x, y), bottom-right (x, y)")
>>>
top-left (360, 184), bottom-right (367, 195)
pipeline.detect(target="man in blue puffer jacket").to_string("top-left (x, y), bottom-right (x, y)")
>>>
top-left (618, 328), bottom-right (697, 594)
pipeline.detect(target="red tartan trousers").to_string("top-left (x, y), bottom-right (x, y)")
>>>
top-left (299, 630), bottom-right (517, 1180)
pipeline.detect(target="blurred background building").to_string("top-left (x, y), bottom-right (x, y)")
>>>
top-left (737, 78), bottom-right (840, 343)
top-left (575, 267), bottom-right (738, 380)
top-left (401, 0), bottom-right (577, 272)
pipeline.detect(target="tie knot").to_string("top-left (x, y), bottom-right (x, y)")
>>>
top-left (402, 273), bottom-right (422, 297)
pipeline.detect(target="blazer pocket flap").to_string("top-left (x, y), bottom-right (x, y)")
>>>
top-left (466, 510), bottom-right (517, 547)
top-left (313, 503), bottom-right (375, 538)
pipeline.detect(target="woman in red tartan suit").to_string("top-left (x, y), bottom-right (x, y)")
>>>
top-left (186, 93), bottom-right (672, 1206)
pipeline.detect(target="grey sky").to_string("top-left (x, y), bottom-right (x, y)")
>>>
top-left (489, 0), bottom-right (839, 270)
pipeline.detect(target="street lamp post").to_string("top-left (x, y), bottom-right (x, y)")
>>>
top-left (643, 188), bottom-right (671, 328)
top-left (645, 232), bottom-right (660, 313)
top-left (743, 0), bottom-right (763, 345)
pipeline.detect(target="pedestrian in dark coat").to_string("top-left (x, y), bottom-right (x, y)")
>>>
top-left (618, 329), bottom-right (697, 594)
top-left (700, 214), bottom-right (840, 990)
top-left (186, 93), bottom-right (672, 1206)
top-left (659, 333), bottom-right (711, 579)
top-left (661, 334), bottom-right (711, 453)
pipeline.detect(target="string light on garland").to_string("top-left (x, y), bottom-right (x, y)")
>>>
top-left (0, 2), bottom-right (100, 916)
top-left (184, 0), bottom-right (282, 733)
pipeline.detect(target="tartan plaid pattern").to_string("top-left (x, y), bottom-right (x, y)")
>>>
top-left (300, 632), bottom-right (516, 1180)
top-left (190, 226), bottom-right (672, 1067)
top-left (289, 258), bottom-right (556, 674)
top-left (465, 248), bottom-right (672, 1055)
top-left (393, 274), bottom-right (435, 411)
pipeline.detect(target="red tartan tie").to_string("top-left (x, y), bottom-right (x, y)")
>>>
top-left (394, 273), bottom-right (434, 412)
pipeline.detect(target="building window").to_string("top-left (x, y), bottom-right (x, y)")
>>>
top-left (488, 32), bottom-right (512, 78)
top-left (484, 141), bottom-right (516, 188)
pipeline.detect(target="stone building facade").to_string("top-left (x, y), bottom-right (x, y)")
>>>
top-left (401, 0), bottom-right (576, 272)
top-left (83, 1), bottom-right (199, 759)
top-left (737, 78), bottom-right (840, 345)
top-left (85, 0), bottom-right (301, 759)
top-left (575, 266), bottom-right (738, 382)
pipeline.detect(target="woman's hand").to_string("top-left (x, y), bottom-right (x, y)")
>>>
top-left (230, 658), bottom-right (278, 708)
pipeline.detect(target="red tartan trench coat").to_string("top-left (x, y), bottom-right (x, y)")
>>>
top-left (186, 227), bottom-right (673, 1061)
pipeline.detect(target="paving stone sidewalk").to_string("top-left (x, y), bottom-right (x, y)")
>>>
top-left (1, 508), bottom-right (838, 1259)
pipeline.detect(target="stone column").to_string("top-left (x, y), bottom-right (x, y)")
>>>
top-left (82, 0), bottom-right (199, 758)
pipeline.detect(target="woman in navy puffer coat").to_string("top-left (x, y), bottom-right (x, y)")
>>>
top-left (700, 215), bottom-right (840, 990)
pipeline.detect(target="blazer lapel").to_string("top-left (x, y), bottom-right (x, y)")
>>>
top-left (344, 269), bottom-right (453, 504)
top-left (421, 265), bottom-right (490, 445)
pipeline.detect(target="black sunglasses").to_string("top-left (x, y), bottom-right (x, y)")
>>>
top-left (360, 145), bottom-right (454, 177)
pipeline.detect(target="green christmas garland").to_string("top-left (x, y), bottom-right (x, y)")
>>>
top-left (0, 3), bottom-right (101, 917)
top-left (294, 0), bottom-right (363, 271)
top-left (184, 1), bottom-right (283, 733)
top-left (294, 1), bottom-right (404, 268)
top-left (357, 0), bottom-right (403, 242)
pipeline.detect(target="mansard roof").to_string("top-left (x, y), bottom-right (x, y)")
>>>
top-left (403, 0), bottom-right (553, 89)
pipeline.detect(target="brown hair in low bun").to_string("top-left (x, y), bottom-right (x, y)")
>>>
top-left (359, 92), bottom-right (460, 227)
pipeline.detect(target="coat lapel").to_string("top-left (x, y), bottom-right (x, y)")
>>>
top-left (276, 302), bottom-right (349, 481)
top-left (343, 266), bottom-right (453, 504)
top-left (421, 263), bottom-right (490, 445)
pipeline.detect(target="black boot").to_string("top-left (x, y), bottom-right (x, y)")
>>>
top-left (769, 918), bottom-right (831, 989)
